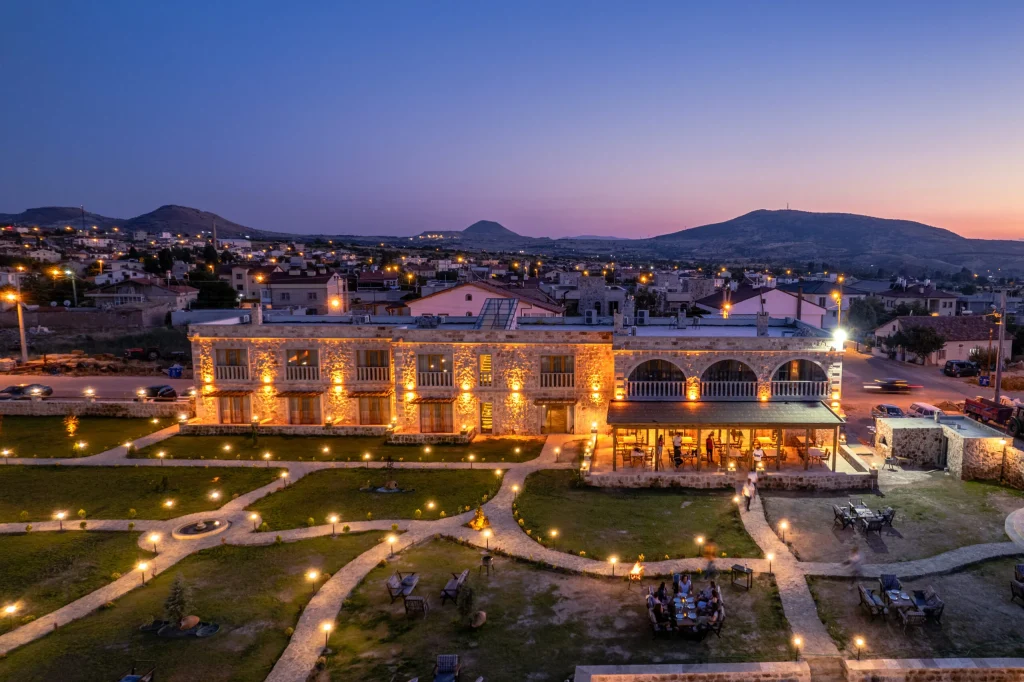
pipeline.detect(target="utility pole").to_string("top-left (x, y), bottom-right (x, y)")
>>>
top-left (66, 270), bottom-right (78, 307)
top-left (6, 294), bottom-right (27, 363)
top-left (994, 290), bottom-right (1007, 403)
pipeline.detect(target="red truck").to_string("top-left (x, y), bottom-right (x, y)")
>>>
top-left (964, 396), bottom-right (1024, 437)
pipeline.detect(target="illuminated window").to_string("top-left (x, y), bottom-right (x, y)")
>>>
top-left (478, 354), bottom-right (493, 387)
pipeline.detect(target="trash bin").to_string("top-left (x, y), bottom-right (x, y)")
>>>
top-left (979, 375), bottom-right (990, 387)
top-left (168, 365), bottom-right (183, 379)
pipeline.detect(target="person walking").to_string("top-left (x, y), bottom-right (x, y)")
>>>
top-left (741, 481), bottom-right (752, 511)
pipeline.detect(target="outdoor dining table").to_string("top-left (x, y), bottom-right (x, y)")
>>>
top-left (673, 597), bottom-right (699, 629)
top-left (883, 589), bottom-right (915, 610)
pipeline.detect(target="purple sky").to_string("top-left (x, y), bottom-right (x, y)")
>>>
top-left (1, 2), bottom-right (1022, 239)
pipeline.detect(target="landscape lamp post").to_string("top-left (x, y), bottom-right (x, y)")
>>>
top-left (696, 535), bottom-right (705, 558)
top-left (250, 513), bottom-right (259, 531)
top-left (263, 452), bottom-right (272, 468)
top-left (4, 604), bottom-right (17, 630)
top-left (321, 622), bottom-right (333, 650)
top-left (854, 636), bottom-right (865, 660)
top-left (766, 552), bottom-right (774, 575)
top-left (148, 533), bottom-right (160, 553)
top-left (306, 570), bottom-right (320, 594)
top-left (387, 535), bottom-right (397, 556)
top-left (779, 520), bottom-right (788, 544)
top-left (609, 556), bottom-right (618, 576)
top-left (137, 562), bottom-right (149, 586)
top-left (511, 484), bottom-right (519, 501)
top-left (328, 514), bottom-right (339, 536)
top-left (2, 448), bottom-right (10, 465)
top-left (792, 635), bottom-right (802, 661)
top-left (483, 528), bottom-right (492, 550)
top-left (55, 510), bottom-right (66, 531)
top-left (157, 451), bottom-right (166, 466)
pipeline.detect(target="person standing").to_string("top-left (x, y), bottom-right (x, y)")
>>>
top-left (655, 434), bottom-right (665, 471)
top-left (705, 433), bottom-right (715, 463)
top-left (672, 432), bottom-right (682, 467)
top-left (741, 481), bottom-right (752, 511)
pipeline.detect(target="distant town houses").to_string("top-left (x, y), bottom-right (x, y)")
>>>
top-left (696, 285), bottom-right (828, 328)
top-left (404, 280), bottom-right (563, 318)
top-left (85, 278), bottom-right (199, 326)
top-left (872, 315), bottom-right (1011, 366)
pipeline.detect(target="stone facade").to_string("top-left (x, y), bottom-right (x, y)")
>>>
top-left (843, 658), bottom-right (1024, 682)
top-left (586, 469), bottom-right (877, 491)
top-left (0, 400), bottom-right (191, 419)
top-left (874, 418), bottom-right (945, 467)
top-left (179, 423), bottom-right (389, 437)
top-left (189, 320), bottom-right (842, 437)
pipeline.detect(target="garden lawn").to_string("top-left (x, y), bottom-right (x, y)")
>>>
top-left (0, 466), bottom-right (280, 522)
top-left (515, 470), bottom-right (760, 561)
top-left (133, 434), bottom-right (544, 463)
top-left (0, 533), bottom-right (385, 682)
top-left (761, 472), bottom-right (1024, 563)
top-left (249, 469), bottom-right (502, 530)
top-left (0, 416), bottom-right (167, 458)
top-left (328, 540), bottom-right (790, 682)
top-left (0, 532), bottom-right (154, 633)
top-left (809, 556), bottom-right (1024, 658)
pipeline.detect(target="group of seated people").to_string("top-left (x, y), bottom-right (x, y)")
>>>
top-left (645, 574), bottom-right (726, 636)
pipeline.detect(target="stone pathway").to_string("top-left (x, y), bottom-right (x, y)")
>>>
top-left (2, 432), bottom-right (1024, 680)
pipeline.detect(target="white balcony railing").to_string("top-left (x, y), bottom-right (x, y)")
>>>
top-left (700, 381), bottom-right (757, 399)
top-left (356, 366), bottom-right (389, 382)
top-left (417, 371), bottom-right (453, 387)
top-left (771, 380), bottom-right (830, 400)
top-left (625, 380), bottom-right (685, 400)
top-left (285, 365), bottom-right (320, 381)
top-left (214, 365), bottom-right (249, 381)
top-left (540, 372), bottom-right (575, 388)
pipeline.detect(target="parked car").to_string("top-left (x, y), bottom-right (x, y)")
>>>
top-left (908, 402), bottom-right (944, 419)
top-left (871, 404), bottom-right (906, 419)
top-left (134, 385), bottom-right (178, 402)
top-left (864, 378), bottom-right (919, 393)
top-left (124, 347), bottom-right (161, 361)
top-left (0, 384), bottom-right (53, 400)
top-left (943, 360), bottom-right (979, 377)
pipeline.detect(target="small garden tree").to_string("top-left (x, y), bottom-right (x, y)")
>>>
top-left (902, 326), bottom-right (947, 363)
top-left (164, 574), bottom-right (192, 625)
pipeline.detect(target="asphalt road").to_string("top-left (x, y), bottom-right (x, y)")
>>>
top-left (840, 348), bottom-right (1023, 445)
top-left (0, 375), bottom-right (195, 401)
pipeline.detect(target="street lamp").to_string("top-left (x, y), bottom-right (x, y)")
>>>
top-left (5, 293), bottom-right (27, 363)
top-left (148, 533), bottom-right (160, 552)
top-left (263, 451), bottom-right (272, 467)
top-left (306, 569), bottom-right (320, 593)
top-left (779, 520), bottom-right (789, 543)
top-left (156, 451), bottom-right (166, 465)
top-left (483, 528), bottom-right (492, 549)
top-left (766, 552), bottom-right (774, 575)
top-left (854, 635), bottom-right (865, 660)
top-left (55, 510), bottom-right (66, 531)
top-left (279, 471), bottom-right (289, 485)
top-left (137, 561), bottom-right (149, 585)
top-left (321, 621), bottom-right (333, 650)
top-left (250, 513), bottom-right (259, 531)
top-left (328, 514), bottom-right (339, 536)
top-left (792, 635), bottom-right (802, 661)
top-left (4, 603), bottom-right (17, 629)
top-left (387, 535), bottom-right (397, 555)
top-left (609, 556), bottom-right (618, 576)
top-left (64, 270), bottom-right (77, 306)
top-left (696, 535), bottom-right (705, 558)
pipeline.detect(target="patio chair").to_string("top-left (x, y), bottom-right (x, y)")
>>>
top-left (861, 517), bottom-right (884, 535)
top-left (1011, 578), bottom-right (1024, 606)
top-left (849, 498), bottom-right (865, 508)
top-left (433, 654), bottom-right (462, 682)
top-left (833, 505), bottom-right (855, 530)
top-left (877, 507), bottom-right (896, 528)
top-left (912, 586), bottom-right (944, 623)
top-left (706, 606), bottom-right (725, 638)
top-left (879, 574), bottom-right (902, 593)
top-left (858, 586), bottom-right (886, 619)
top-left (898, 607), bottom-right (927, 632)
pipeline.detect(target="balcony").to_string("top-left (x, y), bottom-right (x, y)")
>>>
top-left (625, 380), bottom-right (685, 400)
top-left (285, 365), bottom-right (320, 381)
top-left (700, 381), bottom-right (756, 400)
top-left (540, 372), bottom-right (575, 389)
top-left (214, 365), bottom-right (249, 381)
top-left (771, 380), bottom-right (830, 400)
top-left (417, 371), bottom-right (453, 388)
top-left (356, 366), bottom-right (389, 382)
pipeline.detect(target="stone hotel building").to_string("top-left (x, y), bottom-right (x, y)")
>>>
top-left (188, 311), bottom-right (845, 457)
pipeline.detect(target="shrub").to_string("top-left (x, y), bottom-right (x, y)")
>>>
top-left (366, 512), bottom-right (373, 521)
top-left (517, 518), bottom-right (524, 527)
top-left (24, 524), bottom-right (31, 532)
top-left (101, 601), bottom-right (116, 610)
top-left (79, 521), bottom-right (87, 530)
top-left (20, 615), bottom-right (35, 624)
top-left (275, 535), bottom-right (283, 544)
top-left (128, 522), bottom-right (135, 531)
top-left (414, 509), bottom-right (422, 519)
top-left (18, 511), bottom-right (28, 522)
top-left (306, 517), bottom-right (316, 528)
top-left (342, 525), bottom-right (350, 534)
top-left (164, 574), bottom-right (192, 624)
top-left (127, 508), bottom-right (137, 519)
top-left (111, 572), bottom-right (122, 580)
top-left (259, 522), bottom-right (269, 532)
top-left (439, 511), bottom-right (446, 518)
top-left (285, 626), bottom-right (294, 637)
top-left (391, 523), bottom-right (398, 531)
top-left (77, 509), bottom-right (87, 520)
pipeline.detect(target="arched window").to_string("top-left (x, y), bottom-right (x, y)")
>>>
top-left (702, 360), bottom-right (757, 382)
top-left (628, 359), bottom-right (685, 382)
top-left (772, 360), bottom-right (827, 382)
top-left (465, 293), bottom-right (473, 301)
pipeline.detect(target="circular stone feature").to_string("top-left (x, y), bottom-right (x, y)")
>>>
top-left (173, 519), bottom-right (231, 540)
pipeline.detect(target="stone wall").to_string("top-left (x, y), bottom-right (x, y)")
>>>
top-left (179, 423), bottom-right (389, 437)
top-left (843, 658), bottom-right (1024, 681)
top-left (575, 662), bottom-right (810, 682)
top-left (386, 430), bottom-right (475, 445)
top-left (585, 469), bottom-right (877, 491)
top-left (951, 430), bottom-right (1024, 488)
top-left (0, 400), bottom-right (191, 419)
top-left (874, 419), bottom-right (944, 467)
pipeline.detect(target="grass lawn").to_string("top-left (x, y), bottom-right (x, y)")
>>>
top-left (133, 434), bottom-right (545, 464)
top-left (0, 532), bottom-right (154, 633)
top-left (328, 540), bottom-right (790, 681)
top-left (249, 469), bottom-right (502, 530)
top-left (0, 416), bottom-right (167, 458)
top-left (515, 471), bottom-right (761, 562)
top-left (809, 556), bottom-right (1024, 658)
top-left (0, 533), bottom-right (385, 682)
top-left (761, 473), bottom-right (1024, 563)
top-left (0, 466), bottom-right (280, 522)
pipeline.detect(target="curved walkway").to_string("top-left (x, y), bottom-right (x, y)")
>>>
top-left (2, 432), bottom-right (1024, 679)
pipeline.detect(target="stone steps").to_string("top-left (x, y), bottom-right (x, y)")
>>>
top-left (806, 655), bottom-right (845, 682)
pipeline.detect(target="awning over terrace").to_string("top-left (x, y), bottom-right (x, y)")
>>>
top-left (606, 400), bottom-right (844, 428)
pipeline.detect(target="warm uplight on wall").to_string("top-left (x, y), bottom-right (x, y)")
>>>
top-left (262, 375), bottom-right (272, 384)
top-left (333, 385), bottom-right (343, 395)
top-left (511, 383), bottom-right (521, 392)
top-left (329, 298), bottom-right (341, 308)
top-left (405, 391), bottom-right (415, 401)
top-left (405, 382), bottom-right (415, 391)
top-left (461, 382), bottom-right (470, 392)
top-left (688, 391), bottom-right (698, 401)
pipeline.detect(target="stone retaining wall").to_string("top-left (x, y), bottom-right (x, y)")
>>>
top-left (0, 400), bottom-right (191, 419)
top-left (585, 470), bottom-right (876, 491)
top-left (386, 429), bottom-right (476, 445)
top-left (574, 662), bottom-right (810, 682)
top-left (179, 423), bottom-right (389, 437)
top-left (843, 657), bottom-right (1024, 681)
